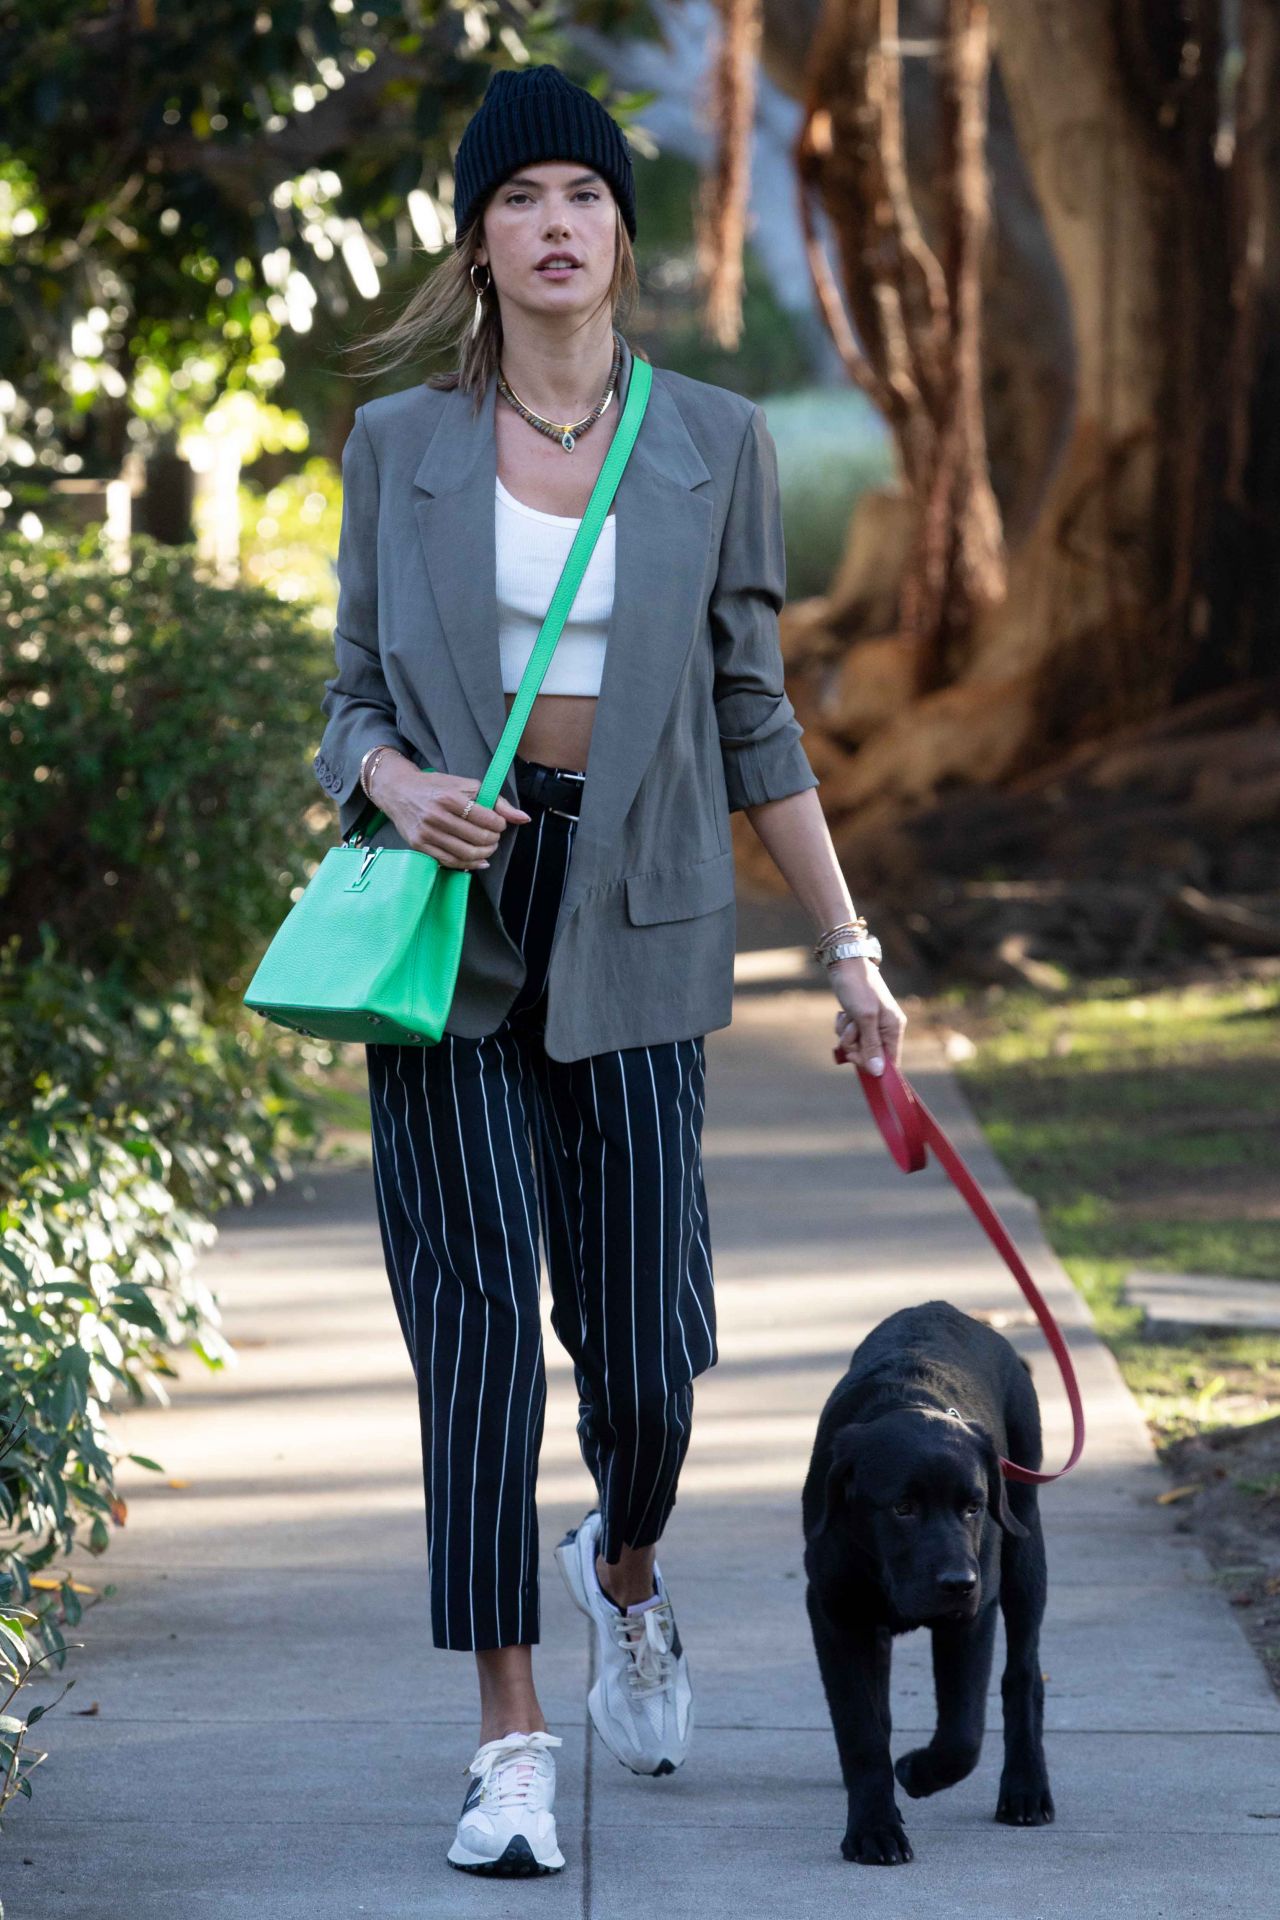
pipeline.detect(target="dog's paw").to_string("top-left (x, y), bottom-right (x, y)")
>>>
top-left (841, 1817), bottom-right (914, 1866)
top-left (896, 1743), bottom-right (979, 1797)
top-left (894, 1747), bottom-right (936, 1799)
top-left (995, 1775), bottom-right (1055, 1826)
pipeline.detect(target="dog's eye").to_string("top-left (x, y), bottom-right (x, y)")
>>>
top-left (891, 1500), bottom-right (916, 1518)
top-left (962, 1499), bottom-right (984, 1517)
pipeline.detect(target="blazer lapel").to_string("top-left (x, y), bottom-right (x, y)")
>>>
top-left (410, 333), bottom-right (715, 869)
top-left (412, 376), bottom-right (506, 765)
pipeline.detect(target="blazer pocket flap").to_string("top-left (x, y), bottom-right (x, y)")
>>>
top-left (625, 850), bottom-right (737, 925)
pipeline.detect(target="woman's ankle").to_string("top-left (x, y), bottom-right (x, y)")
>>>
top-left (595, 1549), bottom-right (658, 1610)
top-left (474, 1641), bottom-right (545, 1746)
top-left (478, 1710), bottom-right (548, 1745)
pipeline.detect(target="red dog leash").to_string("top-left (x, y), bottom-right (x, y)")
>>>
top-left (834, 1044), bottom-right (1086, 1484)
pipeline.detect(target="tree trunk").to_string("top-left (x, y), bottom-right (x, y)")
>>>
top-left (982, 0), bottom-right (1276, 717)
top-left (768, 0), bottom-right (1280, 841)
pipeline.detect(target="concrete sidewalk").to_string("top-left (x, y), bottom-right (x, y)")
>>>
top-left (14, 991), bottom-right (1280, 1918)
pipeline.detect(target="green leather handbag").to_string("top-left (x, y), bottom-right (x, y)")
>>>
top-left (243, 353), bottom-right (653, 1045)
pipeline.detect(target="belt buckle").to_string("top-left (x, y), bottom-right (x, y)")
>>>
top-left (545, 767), bottom-right (584, 820)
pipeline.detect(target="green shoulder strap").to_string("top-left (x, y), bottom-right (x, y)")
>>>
top-left (346, 350), bottom-right (653, 845)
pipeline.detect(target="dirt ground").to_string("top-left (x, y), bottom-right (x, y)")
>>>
top-left (1162, 1414), bottom-right (1280, 1693)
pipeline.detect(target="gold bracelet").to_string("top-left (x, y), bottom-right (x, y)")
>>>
top-left (360, 744), bottom-right (393, 799)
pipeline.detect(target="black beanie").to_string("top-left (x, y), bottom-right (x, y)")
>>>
top-left (452, 64), bottom-right (637, 246)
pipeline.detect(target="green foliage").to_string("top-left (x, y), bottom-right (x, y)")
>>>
top-left (0, 4), bottom-right (610, 455)
top-left (237, 454), bottom-right (344, 614)
top-left (0, 928), bottom-right (322, 1657)
top-left (0, 528), bottom-right (332, 1002)
top-left (0, 1567), bottom-right (81, 1855)
top-left (0, 519), bottom-right (334, 1820)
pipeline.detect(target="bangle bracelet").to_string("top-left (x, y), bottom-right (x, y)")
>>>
top-left (360, 744), bottom-right (393, 798)
top-left (813, 917), bottom-right (868, 962)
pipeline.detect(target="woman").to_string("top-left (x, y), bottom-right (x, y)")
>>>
top-left (312, 62), bottom-right (907, 1878)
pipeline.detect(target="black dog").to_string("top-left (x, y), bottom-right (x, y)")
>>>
top-left (802, 1300), bottom-right (1053, 1866)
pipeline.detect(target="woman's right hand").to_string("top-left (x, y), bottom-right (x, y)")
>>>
top-left (375, 761), bottom-right (531, 869)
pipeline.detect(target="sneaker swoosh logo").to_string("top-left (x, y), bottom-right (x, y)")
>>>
top-left (461, 1776), bottom-right (484, 1813)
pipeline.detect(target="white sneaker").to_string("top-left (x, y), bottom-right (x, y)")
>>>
top-left (445, 1728), bottom-right (566, 1876)
top-left (554, 1507), bottom-right (693, 1776)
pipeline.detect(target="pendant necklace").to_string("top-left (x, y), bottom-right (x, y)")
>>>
top-left (497, 330), bottom-right (623, 452)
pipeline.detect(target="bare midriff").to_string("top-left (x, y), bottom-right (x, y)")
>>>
top-left (504, 690), bottom-right (595, 773)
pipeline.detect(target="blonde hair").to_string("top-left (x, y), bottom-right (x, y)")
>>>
top-left (344, 195), bottom-right (643, 410)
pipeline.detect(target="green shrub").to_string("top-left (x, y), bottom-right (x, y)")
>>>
top-left (0, 521), bottom-right (342, 1841)
top-left (0, 1530), bottom-right (82, 1864)
top-left (0, 929), bottom-right (322, 1651)
top-left (0, 528), bottom-right (333, 1003)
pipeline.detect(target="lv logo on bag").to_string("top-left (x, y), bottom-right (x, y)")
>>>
top-left (347, 847), bottom-right (382, 891)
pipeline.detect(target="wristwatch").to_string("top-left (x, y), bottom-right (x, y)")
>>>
top-left (821, 935), bottom-right (882, 967)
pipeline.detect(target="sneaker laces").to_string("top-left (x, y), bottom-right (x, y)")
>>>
top-left (608, 1598), bottom-right (678, 1694)
top-left (463, 1729), bottom-right (562, 1810)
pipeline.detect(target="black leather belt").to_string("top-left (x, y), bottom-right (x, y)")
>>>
top-left (513, 756), bottom-right (586, 819)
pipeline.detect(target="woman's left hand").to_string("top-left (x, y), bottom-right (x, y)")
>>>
top-left (828, 957), bottom-right (907, 1077)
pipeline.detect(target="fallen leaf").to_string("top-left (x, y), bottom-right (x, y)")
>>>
top-left (1156, 1483), bottom-right (1202, 1504)
top-left (72, 1702), bottom-right (100, 1715)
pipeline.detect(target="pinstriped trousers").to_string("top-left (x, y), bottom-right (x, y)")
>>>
top-left (364, 791), bottom-right (718, 1652)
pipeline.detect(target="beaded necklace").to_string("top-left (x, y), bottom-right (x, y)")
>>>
top-left (496, 330), bottom-right (623, 452)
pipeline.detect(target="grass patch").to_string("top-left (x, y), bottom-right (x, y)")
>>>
top-left (939, 971), bottom-right (1280, 1444)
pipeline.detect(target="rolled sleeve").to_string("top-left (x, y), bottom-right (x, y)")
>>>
top-left (708, 402), bottom-right (819, 812)
top-left (312, 407), bottom-right (417, 829)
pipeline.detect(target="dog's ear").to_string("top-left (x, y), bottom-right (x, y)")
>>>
top-left (811, 1424), bottom-right (866, 1542)
top-left (978, 1431), bottom-right (1030, 1538)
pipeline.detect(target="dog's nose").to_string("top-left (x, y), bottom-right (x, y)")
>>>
top-left (937, 1571), bottom-right (977, 1596)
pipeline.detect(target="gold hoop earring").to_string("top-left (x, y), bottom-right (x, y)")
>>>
top-left (469, 261), bottom-right (491, 339)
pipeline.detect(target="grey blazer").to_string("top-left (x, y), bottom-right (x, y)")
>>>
top-left (312, 331), bottom-right (818, 1061)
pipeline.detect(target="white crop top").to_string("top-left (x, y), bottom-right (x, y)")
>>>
top-left (495, 475), bottom-right (614, 697)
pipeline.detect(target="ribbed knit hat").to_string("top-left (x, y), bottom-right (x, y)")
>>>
top-left (452, 64), bottom-right (637, 246)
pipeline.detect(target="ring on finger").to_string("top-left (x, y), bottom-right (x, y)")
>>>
top-left (461, 797), bottom-right (476, 820)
